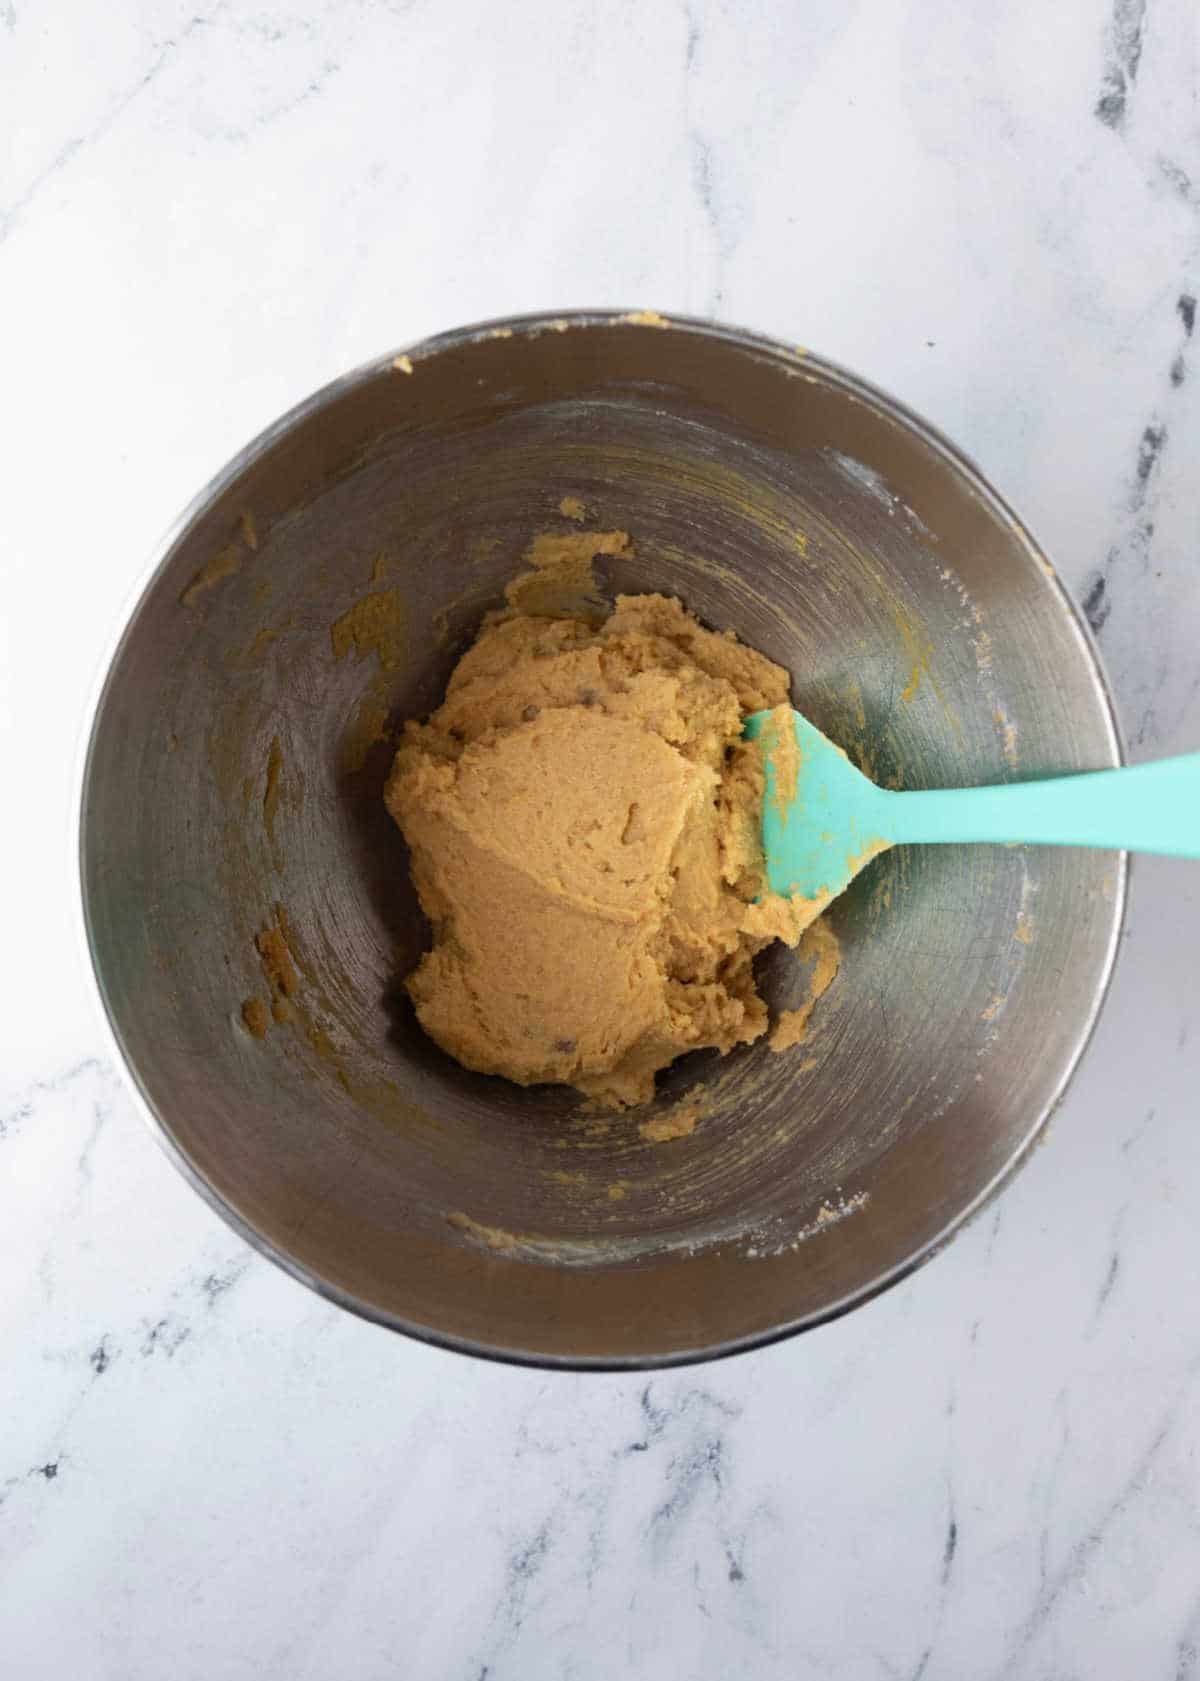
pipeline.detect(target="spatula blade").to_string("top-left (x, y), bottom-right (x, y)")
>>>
top-left (743, 707), bottom-right (892, 900)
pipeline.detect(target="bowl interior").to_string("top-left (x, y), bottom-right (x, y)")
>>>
top-left (81, 316), bottom-right (1123, 1365)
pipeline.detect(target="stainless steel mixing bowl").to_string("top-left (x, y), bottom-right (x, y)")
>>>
top-left (80, 312), bottom-right (1125, 1367)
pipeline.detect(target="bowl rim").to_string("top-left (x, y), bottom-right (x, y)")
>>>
top-left (76, 308), bottom-right (1129, 1371)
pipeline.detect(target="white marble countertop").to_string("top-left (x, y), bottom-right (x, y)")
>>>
top-left (4, 2), bottom-right (1200, 1675)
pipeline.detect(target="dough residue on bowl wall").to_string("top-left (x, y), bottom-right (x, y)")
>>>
top-left (383, 529), bottom-right (836, 1110)
top-left (768, 919), bottom-right (842, 1053)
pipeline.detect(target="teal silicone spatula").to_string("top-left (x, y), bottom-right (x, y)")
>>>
top-left (743, 706), bottom-right (1200, 902)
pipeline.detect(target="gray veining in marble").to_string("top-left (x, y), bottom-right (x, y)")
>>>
top-left (3, 1), bottom-right (1200, 1675)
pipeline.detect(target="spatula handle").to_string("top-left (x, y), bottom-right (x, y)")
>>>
top-left (882, 752), bottom-right (1200, 857)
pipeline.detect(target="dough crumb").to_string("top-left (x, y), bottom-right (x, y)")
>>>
top-left (256, 918), bottom-right (300, 1005)
top-left (392, 354), bottom-right (414, 375)
top-left (558, 496), bottom-right (588, 522)
top-left (241, 997), bottom-right (270, 1038)
top-left (639, 1104), bottom-right (701, 1143)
